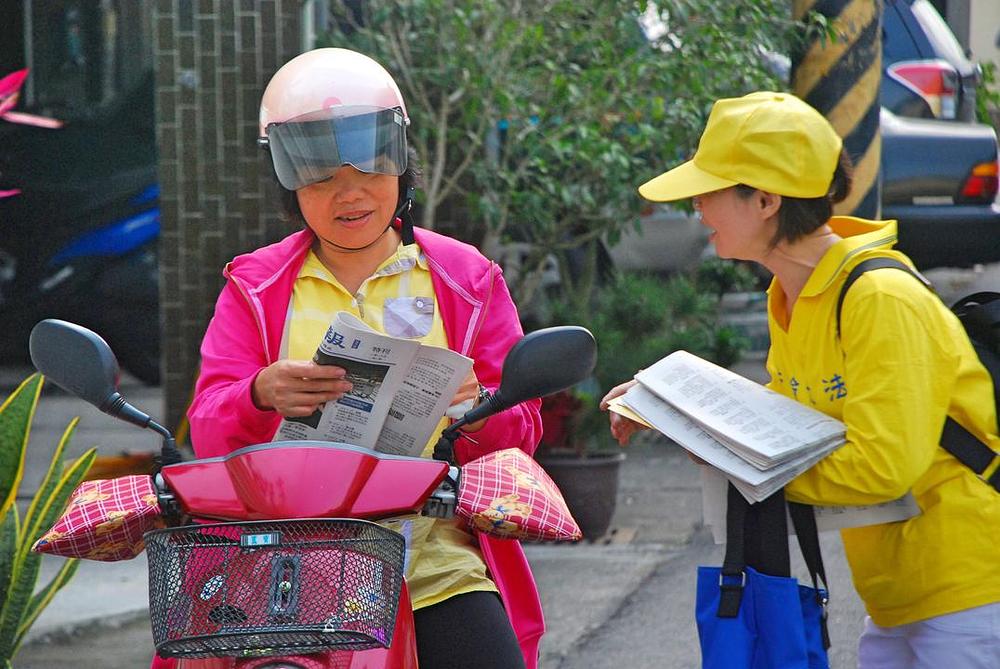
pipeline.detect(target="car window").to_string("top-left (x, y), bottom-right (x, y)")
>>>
top-left (883, 2), bottom-right (921, 62)
top-left (909, 0), bottom-right (969, 66)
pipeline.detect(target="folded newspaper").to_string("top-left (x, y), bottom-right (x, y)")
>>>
top-left (274, 311), bottom-right (473, 457)
top-left (614, 350), bottom-right (845, 503)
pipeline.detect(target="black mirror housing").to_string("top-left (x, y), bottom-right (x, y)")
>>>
top-left (450, 326), bottom-right (597, 430)
top-left (29, 319), bottom-right (121, 412)
top-left (497, 326), bottom-right (597, 405)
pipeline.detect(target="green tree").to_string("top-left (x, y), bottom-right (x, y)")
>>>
top-left (320, 0), bottom-right (800, 310)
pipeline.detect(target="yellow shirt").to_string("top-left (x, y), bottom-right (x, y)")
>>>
top-left (771, 217), bottom-right (1000, 626)
top-left (286, 244), bottom-right (497, 610)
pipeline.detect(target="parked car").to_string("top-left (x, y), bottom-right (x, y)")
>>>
top-left (882, 0), bottom-right (980, 123)
top-left (881, 107), bottom-right (999, 268)
top-left (612, 0), bottom-right (998, 273)
top-left (881, 0), bottom-right (999, 268)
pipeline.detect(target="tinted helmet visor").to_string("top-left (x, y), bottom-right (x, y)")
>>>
top-left (265, 106), bottom-right (407, 190)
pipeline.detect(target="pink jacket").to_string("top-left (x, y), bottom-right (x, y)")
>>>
top-left (186, 227), bottom-right (545, 667)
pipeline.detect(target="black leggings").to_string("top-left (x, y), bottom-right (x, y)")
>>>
top-left (413, 591), bottom-right (527, 669)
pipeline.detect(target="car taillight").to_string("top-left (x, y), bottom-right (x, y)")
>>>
top-left (957, 160), bottom-right (999, 204)
top-left (887, 59), bottom-right (959, 120)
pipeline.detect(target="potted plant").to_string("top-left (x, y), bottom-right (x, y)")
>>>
top-left (534, 262), bottom-right (755, 539)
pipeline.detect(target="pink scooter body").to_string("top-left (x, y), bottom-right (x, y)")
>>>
top-left (158, 441), bottom-right (449, 669)
top-left (160, 441), bottom-right (449, 521)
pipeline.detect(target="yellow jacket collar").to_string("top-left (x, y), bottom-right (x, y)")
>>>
top-left (796, 216), bottom-right (899, 298)
top-left (300, 241), bottom-right (427, 283)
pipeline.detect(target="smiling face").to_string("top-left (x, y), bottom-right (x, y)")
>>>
top-left (692, 187), bottom-right (778, 262)
top-left (295, 165), bottom-right (399, 251)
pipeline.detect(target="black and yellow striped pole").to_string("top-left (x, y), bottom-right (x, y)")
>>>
top-left (792, 0), bottom-right (882, 217)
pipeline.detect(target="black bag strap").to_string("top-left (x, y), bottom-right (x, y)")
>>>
top-left (718, 486), bottom-right (789, 617)
top-left (721, 486), bottom-right (790, 579)
top-left (718, 486), bottom-right (831, 649)
top-left (717, 483), bottom-right (751, 618)
top-left (941, 418), bottom-right (1000, 492)
top-left (788, 502), bottom-right (831, 649)
top-left (836, 258), bottom-right (999, 493)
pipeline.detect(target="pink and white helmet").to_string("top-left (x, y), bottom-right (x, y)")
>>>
top-left (258, 48), bottom-right (409, 191)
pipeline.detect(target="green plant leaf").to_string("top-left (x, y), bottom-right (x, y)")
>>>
top-left (0, 508), bottom-right (18, 645)
top-left (20, 419), bottom-right (83, 559)
top-left (0, 558), bottom-right (36, 656)
top-left (0, 420), bottom-right (95, 660)
top-left (24, 448), bottom-right (97, 566)
top-left (13, 558), bottom-right (81, 654)
top-left (0, 375), bottom-right (43, 519)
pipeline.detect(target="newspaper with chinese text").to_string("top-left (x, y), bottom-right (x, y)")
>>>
top-left (274, 311), bottom-right (473, 457)
top-left (610, 350), bottom-right (920, 528)
top-left (613, 350), bottom-right (844, 502)
top-left (611, 351), bottom-right (920, 528)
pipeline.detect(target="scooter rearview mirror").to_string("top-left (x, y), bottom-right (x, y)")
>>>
top-left (452, 326), bottom-right (597, 429)
top-left (28, 319), bottom-right (165, 436)
top-left (29, 319), bottom-right (121, 410)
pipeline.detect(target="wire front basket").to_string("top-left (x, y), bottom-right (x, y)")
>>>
top-left (144, 519), bottom-right (405, 659)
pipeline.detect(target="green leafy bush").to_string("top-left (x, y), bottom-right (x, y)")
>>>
top-left (538, 262), bottom-right (752, 455)
top-left (0, 375), bottom-right (95, 666)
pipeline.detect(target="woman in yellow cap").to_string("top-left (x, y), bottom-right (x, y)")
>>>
top-left (601, 91), bottom-right (1000, 668)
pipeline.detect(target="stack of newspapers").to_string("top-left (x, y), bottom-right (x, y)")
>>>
top-left (612, 350), bottom-right (845, 503)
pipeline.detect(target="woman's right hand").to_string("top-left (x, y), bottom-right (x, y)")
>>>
top-left (599, 379), bottom-right (648, 447)
top-left (251, 360), bottom-right (353, 417)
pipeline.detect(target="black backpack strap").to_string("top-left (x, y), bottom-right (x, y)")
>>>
top-left (835, 257), bottom-right (929, 340)
top-left (941, 418), bottom-right (1000, 492)
top-left (836, 258), bottom-right (999, 493)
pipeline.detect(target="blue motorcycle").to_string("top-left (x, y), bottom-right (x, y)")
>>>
top-left (0, 69), bottom-right (160, 384)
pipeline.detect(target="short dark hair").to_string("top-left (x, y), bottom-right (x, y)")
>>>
top-left (277, 146), bottom-right (423, 227)
top-left (735, 148), bottom-right (853, 247)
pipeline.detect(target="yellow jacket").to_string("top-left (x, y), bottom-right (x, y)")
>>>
top-left (773, 217), bottom-right (1000, 627)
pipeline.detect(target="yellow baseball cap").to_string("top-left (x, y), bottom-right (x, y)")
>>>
top-left (638, 91), bottom-right (843, 202)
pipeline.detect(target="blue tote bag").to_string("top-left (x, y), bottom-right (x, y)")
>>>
top-left (696, 486), bottom-right (830, 669)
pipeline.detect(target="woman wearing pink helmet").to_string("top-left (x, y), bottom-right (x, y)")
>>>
top-left (184, 48), bottom-right (544, 669)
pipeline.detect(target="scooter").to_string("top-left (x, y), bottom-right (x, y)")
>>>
top-left (0, 68), bottom-right (160, 384)
top-left (29, 319), bottom-right (596, 668)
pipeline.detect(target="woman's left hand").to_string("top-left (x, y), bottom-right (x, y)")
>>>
top-left (449, 368), bottom-right (487, 432)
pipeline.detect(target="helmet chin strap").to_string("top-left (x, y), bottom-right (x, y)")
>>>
top-left (316, 186), bottom-right (415, 252)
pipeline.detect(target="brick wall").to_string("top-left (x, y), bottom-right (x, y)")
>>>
top-left (153, 0), bottom-right (304, 435)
